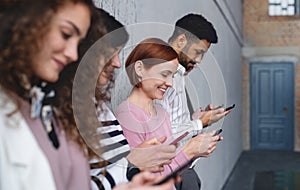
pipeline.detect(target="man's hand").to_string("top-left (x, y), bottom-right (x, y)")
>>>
top-left (192, 104), bottom-right (231, 127)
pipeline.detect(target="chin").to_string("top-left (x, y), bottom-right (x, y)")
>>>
top-left (43, 74), bottom-right (59, 83)
top-left (156, 95), bottom-right (164, 100)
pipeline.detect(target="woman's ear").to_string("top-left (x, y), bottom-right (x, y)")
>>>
top-left (134, 60), bottom-right (144, 81)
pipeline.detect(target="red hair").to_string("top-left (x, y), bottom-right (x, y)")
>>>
top-left (125, 38), bottom-right (178, 86)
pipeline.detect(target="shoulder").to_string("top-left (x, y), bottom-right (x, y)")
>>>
top-left (0, 89), bottom-right (23, 130)
top-left (115, 100), bottom-right (129, 113)
top-left (154, 104), bottom-right (169, 116)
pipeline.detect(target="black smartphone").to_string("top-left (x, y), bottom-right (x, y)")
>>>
top-left (225, 104), bottom-right (235, 111)
top-left (213, 128), bottom-right (223, 136)
top-left (153, 159), bottom-right (193, 185)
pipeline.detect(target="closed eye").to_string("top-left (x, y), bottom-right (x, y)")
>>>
top-left (61, 31), bottom-right (72, 40)
top-left (161, 71), bottom-right (172, 78)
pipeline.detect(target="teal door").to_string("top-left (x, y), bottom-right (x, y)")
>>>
top-left (250, 62), bottom-right (294, 150)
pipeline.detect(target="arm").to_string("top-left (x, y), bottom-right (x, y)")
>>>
top-left (90, 158), bottom-right (129, 190)
top-left (91, 103), bottom-right (132, 189)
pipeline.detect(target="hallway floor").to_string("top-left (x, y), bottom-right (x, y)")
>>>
top-left (221, 150), bottom-right (300, 190)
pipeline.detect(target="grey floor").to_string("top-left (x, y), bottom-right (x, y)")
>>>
top-left (221, 150), bottom-right (300, 190)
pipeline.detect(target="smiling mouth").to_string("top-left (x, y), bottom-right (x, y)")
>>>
top-left (104, 70), bottom-right (114, 79)
top-left (55, 60), bottom-right (66, 71)
top-left (158, 87), bottom-right (166, 93)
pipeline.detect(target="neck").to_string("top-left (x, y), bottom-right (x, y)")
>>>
top-left (128, 87), bottom-right (156, 115)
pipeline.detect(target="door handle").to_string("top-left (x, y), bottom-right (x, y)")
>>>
top-left (283, 106), bottom-right (288, 113)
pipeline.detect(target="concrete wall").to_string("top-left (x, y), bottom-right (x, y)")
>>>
top-left (95, 0), bottom-right (243, 189)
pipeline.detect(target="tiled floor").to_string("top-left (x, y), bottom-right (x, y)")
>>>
top-left (221, 150), bottom-right (300, 190)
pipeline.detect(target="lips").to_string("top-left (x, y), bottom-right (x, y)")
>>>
top-left (54, 58), bottom-right (66, 71)
top-left (103, 70), bottom-right (114, 80)
top-left (158, 87), bottom-right (167, 93)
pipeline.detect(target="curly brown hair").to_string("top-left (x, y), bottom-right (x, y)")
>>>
top-left (0, 0), bottom-right (94, 99)
top-left (0, 0), bottom-right (95, 153)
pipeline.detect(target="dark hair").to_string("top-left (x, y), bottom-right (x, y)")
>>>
top-left (125, 38), bottom-right (178, 87)
top-left (79, 7), bottom-right (129, 58)
top-left (79, 8), bottom-right (129, 103)
top-left (54, 8), bottom-right (129, 157)
top-left (168, 13), bottom-right (218, 44)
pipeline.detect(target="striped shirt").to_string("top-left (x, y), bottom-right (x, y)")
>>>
top-left (155, 64), bottom-right (203, 145)
top-left (90, 103), bottom-right (131, 190)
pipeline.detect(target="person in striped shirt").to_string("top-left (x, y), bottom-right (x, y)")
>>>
top-left (79, 8), bottom-right (178, 190)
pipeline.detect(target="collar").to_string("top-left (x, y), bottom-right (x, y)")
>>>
top-left (177, 64), bottom-right (186, 76)
top-left (29, 82), bottom-right (55, 119)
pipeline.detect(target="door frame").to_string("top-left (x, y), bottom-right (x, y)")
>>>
top-left (247, 56), bottom-right (297, 150)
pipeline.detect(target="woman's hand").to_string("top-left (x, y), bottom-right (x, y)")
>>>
top-left (127, 137), bottom-right (176, 172)
top-left (113, 172), bottom-right (176, 190)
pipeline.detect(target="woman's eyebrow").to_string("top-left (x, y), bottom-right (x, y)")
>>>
top-left (63, 20), bottom-right (81, 36)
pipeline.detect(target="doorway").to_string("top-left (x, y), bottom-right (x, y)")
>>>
top-left (250, 62), bottom-right (294, 150)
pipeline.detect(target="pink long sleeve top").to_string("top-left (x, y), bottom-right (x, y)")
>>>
top-left (115, 100), bottom-right (189, 175)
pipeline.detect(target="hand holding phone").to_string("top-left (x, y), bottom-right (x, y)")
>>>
top-left (213, 128), bottom-right (223, 136)
top-left (153, 159), bottom-right (193, 185)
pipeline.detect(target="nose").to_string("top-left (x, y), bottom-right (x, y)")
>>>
top-left (111, 54), bottom-right (121, 68)
top-left (64, 41), bottom-right (78, 62)
top-left (194, 55), bottom-right (203, 64)
top-left (165, 77), bottom-right (173, 87)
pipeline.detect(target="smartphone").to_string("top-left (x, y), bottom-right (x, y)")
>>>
top-left (225, 104), bottom-right (235, 111)
top-left (168, 131), bottom-right (189, 145)
top-left (213, 128), bottom-right (223, 136)
top-left (153, 159), bottom-right (194, 185)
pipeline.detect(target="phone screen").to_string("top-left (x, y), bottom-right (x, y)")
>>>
top-left (213, 128), bottom-right (223, 136)
top-left (168, 131), bottom-right (189, 145)
top-left (225, 104), bottom-right (235, 111)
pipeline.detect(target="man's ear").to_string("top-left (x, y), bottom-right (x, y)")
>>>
top-left (175, 34), bottom-right (187, 50)
top-left (134, 60), bottom-right (144, 80)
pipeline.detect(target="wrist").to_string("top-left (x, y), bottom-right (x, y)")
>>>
top-left (182, 142), bottom-right (196, 160)
top-left (201, 117), bottom-right (210, 127)
top-left (126, 159), bottom-right (141, 181)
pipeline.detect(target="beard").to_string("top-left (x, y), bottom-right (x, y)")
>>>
top-left (178, 51), bottom-right (197, 73)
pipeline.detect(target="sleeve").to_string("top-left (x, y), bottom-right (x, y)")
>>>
top-left (116, 101), bottom-right (191, 176)
top-left (90, 158), bottom-right (129, 190)
top-left (159, 148), bottom-right (190, 175)
top-left (121, 127), bottom-right (145, 148)
top-left (90, 104), bottom-right (131, 190)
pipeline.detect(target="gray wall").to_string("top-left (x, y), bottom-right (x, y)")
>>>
top-left (95, 0), bottom-right (243, 189)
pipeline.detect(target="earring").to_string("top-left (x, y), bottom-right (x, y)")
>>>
top-left (20, 73), bottom-right (31, 90)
